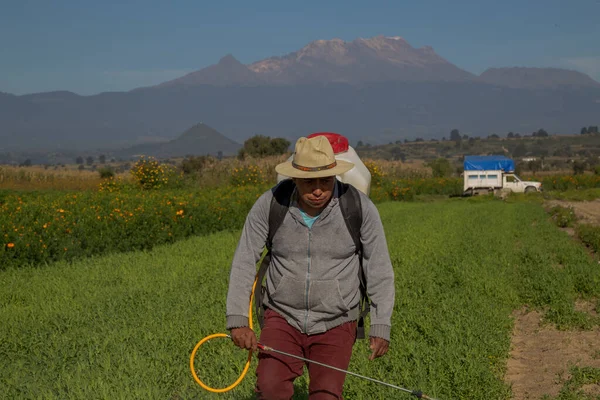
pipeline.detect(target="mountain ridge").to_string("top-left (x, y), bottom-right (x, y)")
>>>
top-left (1, 35), bottom-right (599, 152)
top-left (158, 35), bottom-right (477, 87)
top-left (155, 35), bottom-right (598, 89)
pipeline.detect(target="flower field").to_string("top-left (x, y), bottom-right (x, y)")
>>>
top-left (4, 167), bottom-right (600, 270)
top-left (0, 185), bottom-right (267, 269)
top-left (538, 174), bottom-right (600, 191)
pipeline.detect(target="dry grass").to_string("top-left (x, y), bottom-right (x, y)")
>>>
top-left (0, 153), bottom-right (450, 191)
top-left (0, 156), bottom-right (291, 191)
top-left (0, 165), bottom-right (132, 191)
top-left (362, 158), bottom-right (432, 179)
top-left (193, 156), bottom-right (432, 185)
top-left (1, 155), bottom-right (436, 191)
top-left (180, 154), bottom-right (289, 187)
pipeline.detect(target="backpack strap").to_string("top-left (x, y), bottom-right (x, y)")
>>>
top-left (337, 181), bottom-right (368, 339)
top-left (255, 179), bottom-right (295, 328)
top-left (337, 181), bottom-right (362, 254)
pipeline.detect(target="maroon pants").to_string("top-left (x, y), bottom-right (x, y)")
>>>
top-left (255, 308), bottom-right (357, 400)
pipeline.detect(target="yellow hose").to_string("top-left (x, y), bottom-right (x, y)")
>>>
top-left (190, 277), bottom-right (257, 393)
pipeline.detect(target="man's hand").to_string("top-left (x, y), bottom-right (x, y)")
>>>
top-left (230, 327), bottom-right (258, 352)
top-left (369, 337), bottom-right (389, 360)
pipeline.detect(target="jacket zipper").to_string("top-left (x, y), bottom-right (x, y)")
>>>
top-left (304, 227), bottom-right (311, 332)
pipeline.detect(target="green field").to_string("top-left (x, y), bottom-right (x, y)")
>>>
top-left (2, 199), bottom-right (599, 399)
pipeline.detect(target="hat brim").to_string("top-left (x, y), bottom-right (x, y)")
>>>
top-left (275, 159), bottom-right (355, 179)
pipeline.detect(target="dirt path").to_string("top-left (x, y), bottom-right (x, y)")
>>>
top-left (505, 200), bottom-right (600, 399)
top-left (546, 199), bottom-right (600, 226)
top-left (506, 306), bottom-right (600, 399)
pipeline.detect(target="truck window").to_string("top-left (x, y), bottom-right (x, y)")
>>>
top-left (468, 175), bottom-right (478, 180)
top-left (479, 175), bottom-right (486, 179)
top-left (488, 174), bottom-right (498, 179)
top-left (506, 176), bottom-right (516, 183)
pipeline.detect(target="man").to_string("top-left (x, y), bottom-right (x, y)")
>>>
top-left (226, 135), bottom-right (395, 399)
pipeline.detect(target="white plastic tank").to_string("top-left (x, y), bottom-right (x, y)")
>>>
top-left (276, 132), bottom-right (372, 196)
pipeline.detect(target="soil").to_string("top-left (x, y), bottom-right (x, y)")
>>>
top-left (505, 199), bottom-right (600, 399)
top-left (546, 199), bottom-right (600, 226)
top-left (506, 307), bottom-right (600, 399)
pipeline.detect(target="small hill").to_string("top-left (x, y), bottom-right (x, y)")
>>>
top-left (120, 123), bottom-right (241, 158)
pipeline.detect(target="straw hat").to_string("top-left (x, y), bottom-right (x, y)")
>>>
top-left (275, 136), bottom-right (354, 179)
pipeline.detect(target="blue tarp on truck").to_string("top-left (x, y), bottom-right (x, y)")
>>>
top-left (464, 155), bottom-right (515, 172)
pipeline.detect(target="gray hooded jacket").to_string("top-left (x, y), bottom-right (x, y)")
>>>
top-left (226, 183), bottom-right (395, 341)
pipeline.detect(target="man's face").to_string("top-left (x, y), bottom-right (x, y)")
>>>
top-left (293, 176), bottom-right (336, 212)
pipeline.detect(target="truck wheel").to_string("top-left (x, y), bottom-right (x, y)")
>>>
top-left (525, 186), bottom-right (536, 193)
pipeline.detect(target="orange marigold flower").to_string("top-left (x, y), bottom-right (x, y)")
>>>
top-left (7, 243), bottom-right (15, 248)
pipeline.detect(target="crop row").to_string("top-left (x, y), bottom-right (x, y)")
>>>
top-left (0, 186), bottom-right (267, 269)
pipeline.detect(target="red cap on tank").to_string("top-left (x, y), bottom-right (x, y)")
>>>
top-left (307, 132), bottom-right (349, 154)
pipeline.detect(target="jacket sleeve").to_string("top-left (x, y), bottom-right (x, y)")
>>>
top-left (225, 190), bottom-right (271, 330)
top-left (360, 196), bottom-right (395, 342)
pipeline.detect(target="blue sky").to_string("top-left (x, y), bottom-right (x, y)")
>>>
top-left (1, 0), bottom-right (598, 95)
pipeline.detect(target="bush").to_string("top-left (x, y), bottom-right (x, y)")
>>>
top-left (364, 161), bottom-right (385, 187)
top-left (576, 224), bottom-right (600, 253)
top-left (573, 161), bottom-right (586, 175)
top-left (230, 165), bottom-right (269, 187)
top-left (389, 185), bottom-right (415, 201)
top-left (548, 206), bottom-right (577, 228)
top-left (130, 156), bottom-right (178, 190)
top-left (426, 157), bottom-right (453, 178)
top-left (238, 135), bottom-right (291, 158)
top-left (97, 177), bottom-right (128, 193)
top-left (98, 166), bottom-right (115, 179)
top-left (368, 186), bottom-right (390, 203)
top-left (181, 156), bottom-right (212, 175)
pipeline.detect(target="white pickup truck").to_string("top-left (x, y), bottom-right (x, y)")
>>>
top-left (463, 156), bottom-right (542, 195)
